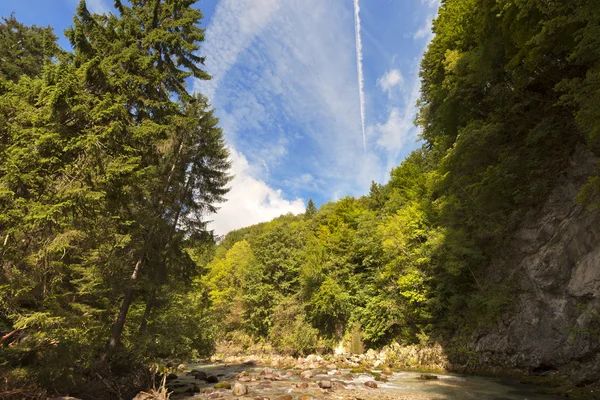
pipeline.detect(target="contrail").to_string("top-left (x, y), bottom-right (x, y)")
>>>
top-left (353, 0), bottom-right (366, 152)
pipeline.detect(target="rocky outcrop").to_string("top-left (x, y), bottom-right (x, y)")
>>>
top-left (472, 146), bottom-right (600, 383)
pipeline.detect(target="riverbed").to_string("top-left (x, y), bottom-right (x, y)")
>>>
top-left (166, 362), bottom-right (562, 400)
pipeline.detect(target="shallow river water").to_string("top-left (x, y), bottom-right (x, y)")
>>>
top-left (172, 363), bottom-right (562, 400)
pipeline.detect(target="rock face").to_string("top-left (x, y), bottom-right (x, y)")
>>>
top-left (471, 146), bottom-right (600, 383)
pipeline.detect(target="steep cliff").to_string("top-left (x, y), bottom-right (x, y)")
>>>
top-left (472, 146), bottom-right (600, 384)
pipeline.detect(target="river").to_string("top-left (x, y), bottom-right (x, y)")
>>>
top-left (166, 362), bottom-right (562, 400)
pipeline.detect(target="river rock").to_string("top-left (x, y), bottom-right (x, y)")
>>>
top-left (232, 383), bottom-right (248, 396)
top-left (206, 375), bottom-right (219, 383)
top-left (294, 382), bottom-right (309, 389)
top-left (243, 360), bottom-right (257, 366)
top-left (131, 393), bottom-right (154, 400)
top-left (214, 381), bottom-right (231, 389)
top-left (185, 384), bottom-right (201, 393)
top-left (191, 370), bottom-right (208, 380)
top-left (274, 396), bottom-right (293, 400)
top-left (263, 373), bottom-right (280, 381)
top-left (300, 396), bottom-right (315, 400)
top-left (260, 367), bottom-right (273, 375)
top-left (364, 381), bottom-right (378, 388)
top-left (238, 377), bottom-right (252, 382)
top-left (166, 373), bottom-right (178, 381)
top-left (419, 374), bottom-right (438, 380)
top-left (51, 398), bottom-right (82, 400)
top-left (318, 380), bottom-right (332, 389)
top-left (382, 367), bottom-right (393, 375)
top-left (300, 370), bottom-right (313, 379)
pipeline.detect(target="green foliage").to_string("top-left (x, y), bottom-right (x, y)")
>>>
top-left (269, 297), bottom-right (320, 356)
top-left (0, 1), bottom-right (230, 395)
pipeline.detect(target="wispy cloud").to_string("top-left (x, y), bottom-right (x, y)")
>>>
top-left (377, 68), bottom-right (404, 95)
top-left (353, 0), bottom-right (367, 152)
top-left (194, 0), bottom-right (281, 101)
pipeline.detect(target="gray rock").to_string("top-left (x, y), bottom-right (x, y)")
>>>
top-left (469, 146), bottom-right (600, 382)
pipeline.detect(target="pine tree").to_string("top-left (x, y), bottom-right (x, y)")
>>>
top-left (305, 198), bottom-right (317, 217)
top-left (0, 0), bottom-right (230, 386)
top-left (62, 0), bottom-right (228, 358)
top-left (0, 14), bottom-right (60, 82)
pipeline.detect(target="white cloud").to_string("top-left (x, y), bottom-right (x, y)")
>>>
top-left (86, 0), bottom-right (109, 14)
top-left (377, 68), bottom-right (404, 94)
top-left (209, 148), bottom-right (305, 236)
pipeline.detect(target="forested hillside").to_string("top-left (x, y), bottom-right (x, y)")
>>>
top-left (202, 0), bottom-right (600, 375)
top-left (2, 0), bottom-right (600, 398)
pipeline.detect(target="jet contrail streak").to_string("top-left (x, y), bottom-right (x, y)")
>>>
top-left (353, 0), bottom-right (366, 152)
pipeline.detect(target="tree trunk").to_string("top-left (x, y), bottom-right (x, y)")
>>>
top-left (102, 258), bottom-right (142, 360)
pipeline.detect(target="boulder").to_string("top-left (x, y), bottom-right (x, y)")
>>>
top-left (364, 381), bottom-right (378, 388)
top-left (318, 380), bottom-right (332, 389)
top-left (206, 375), bottom-right (219, 383)
top-left (232, 383), bottom-right (248, 396)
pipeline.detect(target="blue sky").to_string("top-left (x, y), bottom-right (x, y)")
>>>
top-left (1, 0), bottom-right (439, 234)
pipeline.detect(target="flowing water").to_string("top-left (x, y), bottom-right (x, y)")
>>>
top-left (172, 363), bottom-right (562, 400)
